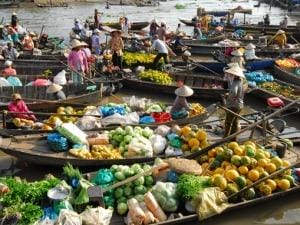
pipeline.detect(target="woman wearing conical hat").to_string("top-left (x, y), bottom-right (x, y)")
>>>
top-left (230, 49), bottom-right (245, 69)
top-left (223, 64), bottom-right (245, 139)
top-left (244, 43), bottom-right (258, 61)
top-left (270, 30), bottom-right (287, 49)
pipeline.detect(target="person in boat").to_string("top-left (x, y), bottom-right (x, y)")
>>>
top-left (149, 19), bottom-right (159, 37)
top-left (11, 12), bottom-right (18, 29)
top-left (109, 29), bottom-right (124, 70)
top-left (151, 34), bottom-right (169, 69)
top-left (2, 42), bottom-right (19, 60)
top-left (263, 14), bottom-right (270, 26)
top-left (8, 26), bottom-right (19, 44)
top-left (46, 83), bottom-right (66, 100)
top-left (193, 24), bottom-right (202, 40)
top-left (230, 49), bottom-right (245, 69)
top-left (73, 18), bottom-right (82, 35)
top-left (1, 60), bottom-right (17, 77)
top-left (81, 41), bottom-right (92, 76)
top-left (280, 15), bottom-right (288, 29)
top-left (121, 17), bottom-right (130, 35)
top-left (157, 22), bottom-right (167, 41)
top-left (94, 9), bottom-right (102, 29)
top-left (91, 29), bottom-right (102, 55)
top-left (80, 22), bottom-right (90, 40)
top-left (176, 23), bottom-right (181, 34)
top-left (170, 84), bottom-right (194, 120)
top-left (67, 39), bottom-right (89, 83)
top-left (244, 43), bottom-right (258, 61)
top-left (223, 65), bottom-right (245, 139)
top-left (8, 93), bottom-right (37, 121)
top-left (270, 30), bottom-right (287, 48)
top-left (224, 42), bottom-right (239, 58)
top-left (201, 13), bottom-right (210, 33)
top-left (173, 32), bottom-right (186, 51)
top-left (105, 0), bottom-right (110, 9)
top-left (22, 32), bottom-right (35, 51)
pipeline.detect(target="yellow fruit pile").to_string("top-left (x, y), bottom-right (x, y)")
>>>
top-left (139, 70), bottom-right (173, 85)
top-left (12, 118), bottom-right (35, 128)
top-left (46, 106), bottom-right (85, 127)
top-left (189, 103), bottom-right (206, 117)
top-left (179, 126), bottom-right (209, 152)
top-left (199, 141), bottom-right (294, 198)
top-left (123, 52), bottom-right (157, 66)
top-left (259, 82), bottom-right (299, 100)
top-left (275, 58), bottom-right (300, 68)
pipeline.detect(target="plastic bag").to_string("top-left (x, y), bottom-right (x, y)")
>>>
top-left (128, 136), bottom-right (153, 157)
top-left (139, 116), bottom-right (155, 124)
top-left (80, 207), bottom-right (113, 225)
top-left (47, 133), bottom-right (69, 152)
top-left (149, 135), bottom-right (167, 155)
top-left (151, 182), bottom-right (178, 212)
top-left (128, 96), bottom-right (150, 111)
top-left (56, 123), bottom-right (88, 145)
top-left (0, 77), bottom-right (11, 86)
top-left (54, 70), bottom-right (67, 85)
top-left (146, 104), bottom-right (163, 113)
top-left (76, 108), bottom-right (102, 130)
top-left (101, 113), bottom-right (127, 126)
top-left (154, 125), bottom-right (171, 137)
top-left (167, 133), bottom-right (183, 148)
top-left (124, 112), bottom-right (139, 124)
top-left (33, 79), bottom-right (52, 86)
top-left (92, 169), bottom-right (114, 185)
top-left (54, 201), bottom-right (73, 214)
top-left (7, 76), bottom-right (22, 86)
top-left (56, 209), bottom-right (82, 225)
top-left (165, 145), bottom-right (183, 157)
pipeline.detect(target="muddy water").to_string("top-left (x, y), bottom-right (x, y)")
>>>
top-left (0, 1), bottom-right (300, 224)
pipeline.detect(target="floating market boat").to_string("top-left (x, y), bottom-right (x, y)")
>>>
top-left (122, 70), bottom-right (227, 100)
top-left (88, 21), bottom-right (149, 31)
top-left (36, 2), bottom-right (68, 7)
top-left (0, 0), bottom-right (19, 8)
top-left (273, 65), bottom-right (300, 87)
top-left (224, 24), bottom-right (299, 35)
top-left (181, 33), bottom-right (226, 44)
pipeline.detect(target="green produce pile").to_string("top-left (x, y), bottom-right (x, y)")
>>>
top-left (0, 177), bottom-right (60, 225)
top-left (139, 70), bottom-right (173, 85)
top-left (258, 82), bottom-right (300, 100)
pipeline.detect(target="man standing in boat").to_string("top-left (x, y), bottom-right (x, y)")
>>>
top-left (11, 12), bottom-right (18, 29)
top-left (2, 42), bottom-right (19, 60)
top-left (151, 34), bottom-right (174, 70)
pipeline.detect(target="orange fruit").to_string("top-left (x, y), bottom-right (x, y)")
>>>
top-left (214, 167), bottom-right (225, 175)
top-left (260, 184), bottom-right (272, 196)
top-left (181, 126), bottom-right (191, 137)
top-left (200, 140), bottom-right (209, 148)
top-left (188, 138), bottom-right (200, 148)
top-left (263, 151), bottom-right (271, 159)
top-left (266, 179), bottom-right (277, 191)
top-left (238, 166), bottom-right (249, 175)
top-left (213, 176), bottom-right (228, 190)
top-left (181, 144), bottom-right (189, 151)
top-left (270, 157), bottom-right (283, 169)
top-left (247, 169), bottom-right (260, 182)
top-left (234, 146), bottom-right (244, 156)
top-left (215, 147), bottom-right (224, 155)
top-left (228, 141), bottom-right (239, 150)
top-left (208, 149), bottom-right (217, 158)
top-left (265, 163), bottom-right (277, 174)
top-left (278, 179), bottom-right (290, 190)
top-left (225, 169), bottom-right (239, 181)
top-left (282, 160), bottom-right (290, 167)
top-left (221, 161), bottom-right (231, 169)
top-left (196, 130), bottom-right (207, 141)
top-left (257, 158), bottom-right (268, 168)
top-left (255, 166), bottom-right (265, 174)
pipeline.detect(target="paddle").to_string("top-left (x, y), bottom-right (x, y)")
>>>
top-left (2, 111), bottom-right (102, 118)
top-left (189, 61), bottom-right (224, 77)
top-left (185, 99), bottom-right (300, 159)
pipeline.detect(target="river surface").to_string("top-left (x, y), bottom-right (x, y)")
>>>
top-left (0, 1), bottom-right (300, 224)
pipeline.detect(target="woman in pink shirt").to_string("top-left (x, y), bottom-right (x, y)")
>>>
top-left (67, 39), bottom-right (88, 83)
top-left (8, 93), bottom-right (37, 121)
top-left (1, 60), bottom-right (17, 76)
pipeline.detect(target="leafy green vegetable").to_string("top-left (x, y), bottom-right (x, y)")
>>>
top-left (63, 163), bottom-right (83, 180)
top-left (177, 174), bottom-right (211, 200)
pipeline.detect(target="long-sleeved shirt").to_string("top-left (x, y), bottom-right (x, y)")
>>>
top-left (171, 96), bottom-right (190, 113)
top-left (244, 49), bottom-right (257, 61)
top-left (231, 56), bottom-right (245, 68)
top-left (67, 49), bottom-right (88, 72)
top-left (8, 100), bottom-right (36, 120)
top-left (109, 37), bottom-right (124, 55)
top-left (226, 79), bottom-right (244, 108)
top-left (151, 39), bottom-right (168, 54)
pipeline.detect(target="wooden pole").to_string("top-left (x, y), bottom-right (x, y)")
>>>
top-left (2, 111), bottom-right (102, 118)
top-left (185, 99), bottom-right (300, 159)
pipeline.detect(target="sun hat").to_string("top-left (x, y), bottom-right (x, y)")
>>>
top-left (94, 29), bottom-right (101, 34)
top-left (175, 85), bottom-right (194, 97)
top-left (276, 30), bottom-right (285, 35)
top-left (284, 15), bottom-right (289, 19)
top-left (231, 49), bottom-right (243, 56)
top-left (227, 62), bottom-right (246, 71)
top-left (81, 41), bottom-right (88, 46)
top-left (46, 83), bottom-right (63, 94)
top-left (176, 32), bottom-right (185, 37)
top-left (5, 60), bottom-right (12, 67)
top-left (151, 18), bottom-right (158, 24)
top-left (12, 12), bottom-right (17, 15)
top-left (231, 41), bottom-right (240, 47)
top-left (29, 32), bottom-right (35, 36)
top-left (224, 66), bottom-right (245, 78)
top-left (245, 43), bottom-right (256, 50)
top-left (183, 50), bottom-right (191, 57)
top-left (111, 29), bottom-right (122, 34)
top-left (70, 39), bottom-right (82, 49)
top-left (12, 93), bottom-right (22, 101)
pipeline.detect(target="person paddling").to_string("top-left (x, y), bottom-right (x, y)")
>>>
top-left (46, 83), bottom-right (66, 100)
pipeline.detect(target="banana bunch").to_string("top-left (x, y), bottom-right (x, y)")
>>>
top-left (12, 118), bottom-right (35, 128)
top-left (123, 52), bottom-right (161, 66)
top-left (91, 145), bottom-right (122, 159)
top-left (139, 69), bottom-right (173, 85)
top-left (275, 59), bottom-right (300, 68)
top-left (69, 149), bottom-right (93, 159)
top-left (189, 103), bottom-right (206, 117)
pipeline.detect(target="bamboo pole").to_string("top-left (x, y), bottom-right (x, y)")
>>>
top-left (2, 111), bottom-right (102, 118)
top-left (186, 99), bottom-right (300, 159)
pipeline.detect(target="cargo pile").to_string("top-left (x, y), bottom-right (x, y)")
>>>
top-left (275, 58), bottom-right (300, 69)
top-left (258, 82), bottom-right (300, 100)
top-left (123, 52), bottom-right (163, 68)
top-left (138, 70), bottom-right (173, 85)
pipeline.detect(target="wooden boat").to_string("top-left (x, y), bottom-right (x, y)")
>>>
top-left (103, 21), bottom-right (149, 30)
top-left (178, 18), bottom-right (195, 26)
top-left (0, 59), bottom-right (65, 67)
top-left (36, 2), bottom-right (68, 7)
top-left (273, 65), bottom-right (300, 87)
top-left (18, 54), bottom-right (67, 61)
top-left (122, 70), bottom-right (227, 100)
top-left (223, 24), bottom-right (298, 35)
top-left (181, 34), bottom-right (226, 44)
top-left (0, 0), bottom-right (19, 8)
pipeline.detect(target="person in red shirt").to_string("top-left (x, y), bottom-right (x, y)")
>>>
top-left (1, 60), bottom-right (17, 76)
top-left (8, 93), bottom-right (37, 121)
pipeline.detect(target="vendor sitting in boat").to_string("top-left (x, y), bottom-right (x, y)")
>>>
top-left (269, 30), bottom-right (287, 49)
top-left (46, 83), bottom-right (66, 100)
top-left (8, 93), bottom-right (37, 121)
top-left (1, 60), bottom-right (17, 76)
top-left (244, 43), bottom-right (258, 61)
top-left (22, 32), bottom-right (35, 51)
top-left (170, 83), bottom-right (194, 120)
top-left (263, 14), bottom-right (270, 26)
top-left (173, 32), bottom-right (187, 52)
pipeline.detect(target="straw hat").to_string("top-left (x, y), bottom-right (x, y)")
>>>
top-left (12, 12), bottom-right (17, 16)
top-left (12, 93), bottom-right (22, 101)
top-left (276, 30), bottom-right (285, 35)
top-left (5, 60), bottom-right (12, 67)
top-left (29, 32), bottom-right (35, 36)
top-left (70, 39), bottom-right (82, 49)
top-left (231, 49), bottom-right (243, 56)
top-left (175, 85), bottom-right (194, 97)
top-left (46, 84), bottom-right (63, 94)
top-left (227, 62), bottom-right (246, 71)
top-left (151, 18), bottom-right (158, 24)
top-left (176, 32), bottom-right (185, 37)
top-left (111, 29), bottom-right (122, 34)
top-left (231, 42), bottom-right (240, 47)
top-left (224, 66), bottom-right (245, 78)
top-left (94, 29), bottom-right (101, 34)
top-left (183, 50), bottom-right (191, 57)
top-left (245, 43), bottom-right (256, 50)
top-left (284, 15), bottom-right (289, 19)
top-left (81, 41), bottom-right (88, 46)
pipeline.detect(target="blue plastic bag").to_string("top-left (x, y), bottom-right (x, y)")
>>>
top-left (6, 76), bottom-right (22, 86)
top-left (47, 133), bottom-right (69, 152)
top-left (140, 116), bottom-right (155, 124)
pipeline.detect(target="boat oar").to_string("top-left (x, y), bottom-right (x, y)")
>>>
top-left (2, 111), bottom-right (102, 118)
top-left (189, 61), bottom-right (223, 77)
top-left (185, 99), bottom-right (300, 159)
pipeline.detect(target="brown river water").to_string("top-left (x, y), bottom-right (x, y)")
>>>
top-left (0, 1), bottom-right (300, 224)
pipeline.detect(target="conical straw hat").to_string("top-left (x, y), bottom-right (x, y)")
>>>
top-left (245, 43), bottom-right (256, 50)
top-left (175, 85), bottom-right (194, 97)
top-left (231, 49), bottom-right (243, 56)
top-left (227, 62), bottom-right (246, 71)
top-left (70, 39), bottom-right (82, 49)
top-left (46, 84), bottom-right (63, 94)
top-left (224, 66), bottom-right (245, 78)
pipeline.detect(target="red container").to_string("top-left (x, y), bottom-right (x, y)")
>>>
top-left (267, 97), bottom-right (284, 108)
top-left (151, 112), bottom-right (171, 123)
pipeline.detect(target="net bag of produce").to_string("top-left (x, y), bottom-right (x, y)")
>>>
top-left (56, 123), bottom-right (88, 145)
top-left (47, 133), bottom-right (69, 152)
top-left (128, 136), bottom-right (153, 157)
top-left (80, 207), bottom-right (113, 225)
top-left (149, 135), bottom-right (167, 155)
top-left (56, 209), bottom-right (82, 225)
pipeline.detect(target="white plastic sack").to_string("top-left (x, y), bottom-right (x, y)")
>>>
top-left (80, 207), bottom-right (113, 225)
top-left (128, 136), bottom-right (153, 157)
top-left (54, 70), bottom-right (67, 85)
top-left (0, 77), bottom-right (11, 87)
top-left (101, 113), bottom-right (127, 127)
top-left (56, 209), bottom-right (82, 225)
top-left (56, 122), bottom-right (88, 145)
top-left (124, 112), bottom-right (140, 125)
top-left (149, 134), bottom-right (167, 155)
top-left (154, 125), bottom-right (171, 137)
top-left (33, 48), bottom-right (42, 56)
top-left (136, 66), bottom-right (145, 73)
top-left (76, 109), bottom-right (102, 130)
top-left (165, 145), bottom-right (183, 157)
top-left (128, 96), bottom-right (150, 111)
